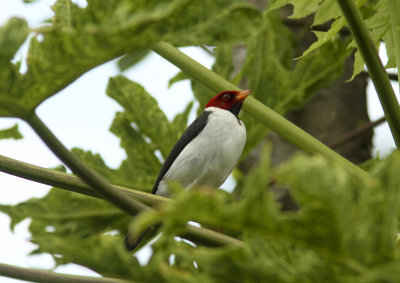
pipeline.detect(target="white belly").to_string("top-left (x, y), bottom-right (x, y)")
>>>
top-left (156, 107), bottom-right (246, 196)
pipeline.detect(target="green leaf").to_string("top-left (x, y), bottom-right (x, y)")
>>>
top-left (0, 124), bottom-right (23, 140)
top-left (313, 0), bottom-right (341, 26)
top-left (107, 75), bottom-right (180, 158)
top-left (234, 12), bottom-right (348, 156)
top-left (168, 71), bottom-right (189, 89)
top-left (300, 18), bottom-right (346, 58)
top-left (171, 101), bottom-right (193, 134)
top-left (167, 3), bottom-right (263, 47)
top-left (267, 0), bottom-right (320, 19)
top-left (32, 234), bottom-right (141, 280)
top-left (107, 76), bottom-right (194, 192)
top-left (0, 188), bottom-right (127, 235)
top-left (354, 152), bottom-right (400, 265)
top-left (117, 49), bottom-right (151, 72)
top-left (0, 18), bottom-right (29, 117)
top-left (109, 112), bottom-right (161, 191)
top-left (0, 0), bottom-right (262, 118)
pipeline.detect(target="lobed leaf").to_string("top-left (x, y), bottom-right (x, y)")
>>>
top-left (267, 0), bottom-right (395, 80)
top-left (0, 0), bottom-right (262, 118)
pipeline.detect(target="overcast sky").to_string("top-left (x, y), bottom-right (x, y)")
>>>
top-left (0, 0), bottom-right (398, 282)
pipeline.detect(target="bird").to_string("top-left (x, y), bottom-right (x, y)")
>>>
top-left (125, 89), bottom-right (251, 250)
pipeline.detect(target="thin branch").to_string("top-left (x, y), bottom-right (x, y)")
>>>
top-left (362, 71), bottom-right (399, 82)
top-left (183, 225), bottom-right (244, 247)
top-left (199, 45), bottom-right (214, 56)
top-left (0, 153), bottom-right (242, 248)
top-left (337, 0), bottom-right (400, 148)
top-left (329, 116), bottom-right (386, 149)
top-left (0, 154), bottom-right (166, 206)
top-left (0, 262), bottom-right (131, 283)
top-left (151, 41), bottom-right (370, 181)
top-left (24, 111), bottom-right (150, 216)
top-left (388, 73), bottom-right (399, 81)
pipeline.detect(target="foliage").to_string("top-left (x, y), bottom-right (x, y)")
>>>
top-left (0, 0), bottom-right (399, 282)
top-left (0, 124), bottom-right (22, 140)
top-left (0, 0), bottom-right (261, 118)
top-left (268, 0), bottom-right (396, 79)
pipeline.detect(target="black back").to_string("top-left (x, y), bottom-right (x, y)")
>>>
top-left (152, 110), bottom-right (211, 194)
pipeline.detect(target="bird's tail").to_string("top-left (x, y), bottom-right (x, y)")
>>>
top-left (125, 225), bottom-right (160, 251)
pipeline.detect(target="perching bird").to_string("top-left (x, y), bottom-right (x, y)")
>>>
top-left (125, 89), bottom-right (251, 250)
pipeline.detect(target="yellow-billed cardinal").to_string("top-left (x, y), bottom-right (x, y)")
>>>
top-left (126, 89), bottom-right (251, 250)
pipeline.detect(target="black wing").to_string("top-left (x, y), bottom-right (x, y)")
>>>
top-left (151, 110), bottom-right (211, 194)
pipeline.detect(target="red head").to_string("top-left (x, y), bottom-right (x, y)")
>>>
top-left (205, 90), bottom-right (252, 116)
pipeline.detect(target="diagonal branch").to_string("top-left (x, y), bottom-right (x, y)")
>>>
top-left (24, 111), bottom-right (150, 216)
top-left (0, 262), bottom-right (131, 283)
top-left (151, 41), bottom-right (370, 181)
top-left (0, 153), bottom-right (242, 248)
top-left (0, 153), bottom-right (166, 206)
top-left (328, 116), bottom-right (386, 149)
top-left (388, 0), bottom-right (400, 85)
top-left (337, 0), bottom-right (400, 148)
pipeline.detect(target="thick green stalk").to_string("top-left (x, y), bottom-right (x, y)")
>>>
top-left (0, 152), bottom-right (241, 247)
top-left (183, 225), bottom-right (244, 247)
top-left (388, 0), bottom-right (400, 86)
top-left (0, 153), bottom-right (166, 206)
top-left (151, 42), bottom-right (370, 181)
top-left (0, 262), bottom-right (131, 283)
top-left (337, 0), bottom-right (400, 148)
top-left (25, 111), bottom-right (150, 216)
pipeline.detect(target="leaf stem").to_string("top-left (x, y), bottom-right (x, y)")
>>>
top-left (183, 225), bottom-right (244, 247)
top-left (0, 262), bottom-right (131, 283)
top-left (0, 152), bottom-right (241, 247)
top-left (151, 41), bottom-right (370, 181)
top-left (0, 153), bottom-right (166, 206)
top-left (24, 111), bottom-right (150, 216)
top-left (388, 0), bottom-right (400, 86)
top-left (337, 0), bottom-right (400, 148)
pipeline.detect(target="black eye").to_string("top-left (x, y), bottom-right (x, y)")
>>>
top-left (222, 93), bottom-right (232, 100)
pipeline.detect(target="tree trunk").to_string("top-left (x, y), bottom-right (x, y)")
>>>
top-left (237, 3), bottom-right (372, 210)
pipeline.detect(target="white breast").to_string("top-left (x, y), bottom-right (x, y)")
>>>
top-left (156, 107), bottom-right (246, 196)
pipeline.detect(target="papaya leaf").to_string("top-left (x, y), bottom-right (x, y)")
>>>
top-left (0, 188), bottom-right (128, 236)
top-left (0, 18), bottom-right (30, 117)
top-left (0, 0), bottom-right (262, 118)
top-left (0, 124), bottom-right (23, 140)
top-left (107, 75), bottom-right (181, 158)
top-left (267, 0), bottom-right (320, 19)
top-left (117, 49), bottom-right (151, 72)
top-left (236, 12), bottom-right (348, 156)
top-left (32, 234), bottom-right (141, 280)
top-left (168, 71), bottom-right (189, 89)
top-left (268, 1), bottom-right (394, 80)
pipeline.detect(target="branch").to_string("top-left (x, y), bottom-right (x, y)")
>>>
top-left (329, 116), bottom-right (386, 149)
top-left (183, 225), bottom-right (243, 247)
top-left (388, 0), bottom-right (400, 85)
top-left (24, 111), bottom-right (150, 216)
top-left (0, 153), bottom-right (166, 206)
top-left (151, 41), bottom-right (370, 181)
top-left (0, 153), bottom-right (242, 248)
top-left (337, 0), bottom-right (400, 148)
top-left (388, 73), bottom-right (399, 81)
top-left (0, 262), bottom-right (131, 283)
top-left (362, 71), bottom-right (398, 82)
